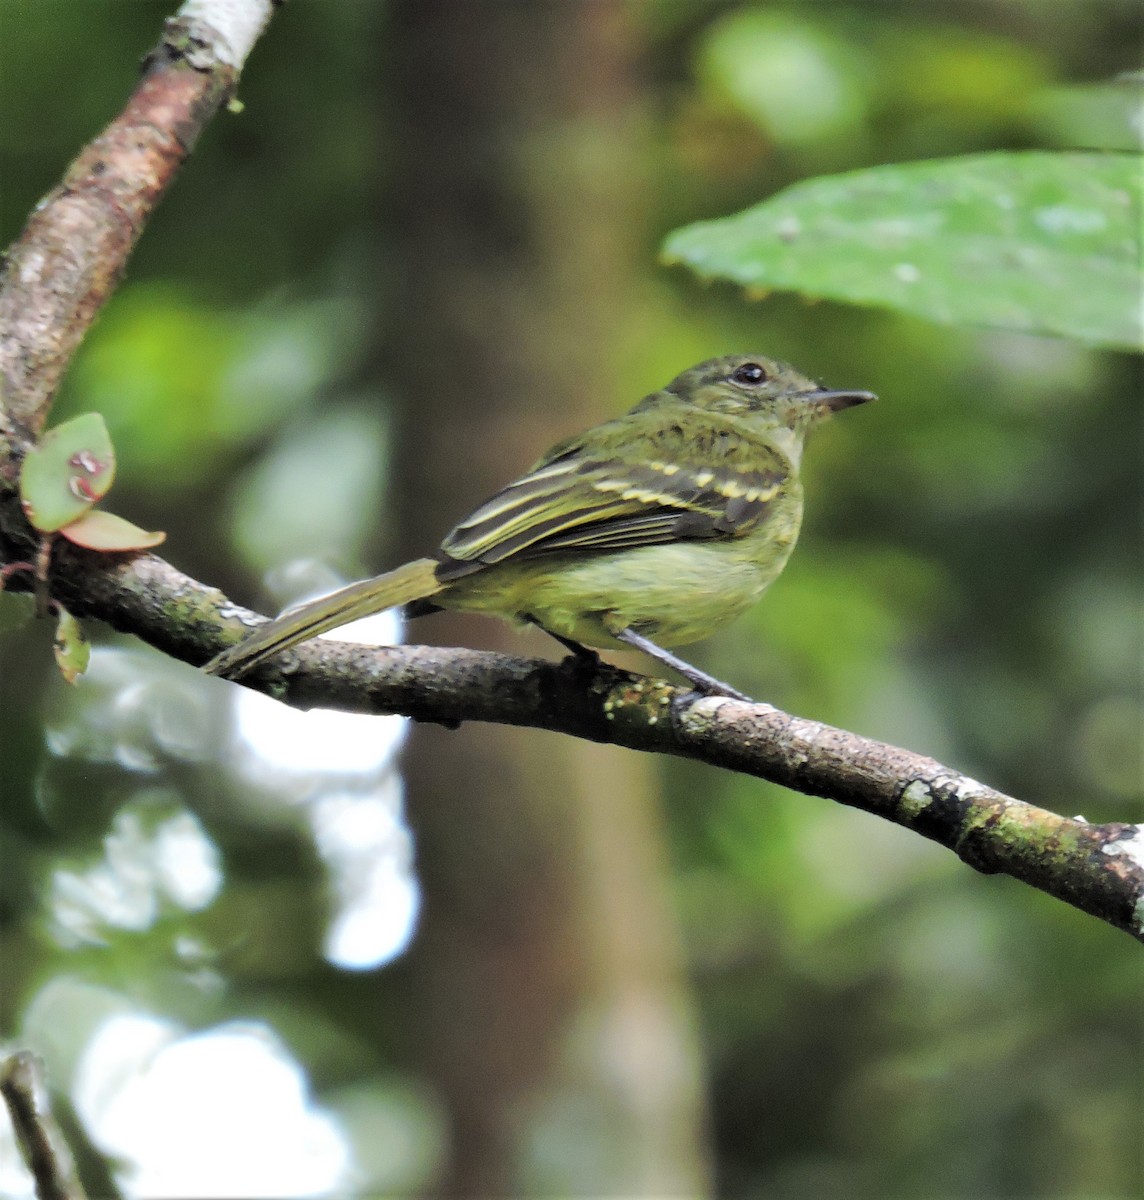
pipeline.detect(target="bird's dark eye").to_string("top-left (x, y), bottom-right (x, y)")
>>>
top-left (732, 362), bottom-right (768, 386)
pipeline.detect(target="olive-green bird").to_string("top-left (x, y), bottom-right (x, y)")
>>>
top-left (203, 354), bottom-right (873, 699)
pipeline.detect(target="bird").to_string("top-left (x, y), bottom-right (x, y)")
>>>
top-left (203, 353), bottom-right (874, 699)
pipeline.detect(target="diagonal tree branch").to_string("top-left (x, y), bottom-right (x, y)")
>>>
top-left (14, 536), bottom-right (1139, 946)
top-left (0, 0), bottom-right (1140, 952)
top-left (0, 0), bottom-right (280, 445)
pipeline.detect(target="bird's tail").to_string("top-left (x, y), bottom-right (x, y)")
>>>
top-left (203, 557), bottom-right (443, 679)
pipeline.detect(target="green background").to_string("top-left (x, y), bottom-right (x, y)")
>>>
top-left (1, 2), bottom-right (1140, 1197)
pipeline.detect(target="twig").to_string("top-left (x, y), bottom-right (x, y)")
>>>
top-left (0, 1053), bottom-right (87, 1200)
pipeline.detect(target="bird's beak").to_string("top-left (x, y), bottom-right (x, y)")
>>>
top-left (810, 388), bottom-right (877, 412)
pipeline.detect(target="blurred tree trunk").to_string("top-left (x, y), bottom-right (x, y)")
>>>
top-left (379, 2), bottom-right (710, 1194)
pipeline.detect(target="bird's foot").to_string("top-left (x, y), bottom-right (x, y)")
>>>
top-left (612, 626), bottom-right (754, 703)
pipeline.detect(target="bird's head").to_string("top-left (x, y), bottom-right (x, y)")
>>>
top-left (657, 353), bottom-right (875, 440)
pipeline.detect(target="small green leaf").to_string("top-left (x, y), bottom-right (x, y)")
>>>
top-left (53, 607), bottom-right (90, 685)
top-left (58, 509), bottom-right (166, 552)
top-left (663, 151), bottom-right (1143, 351)
top-left (20, 413), bottom-right (116, 532)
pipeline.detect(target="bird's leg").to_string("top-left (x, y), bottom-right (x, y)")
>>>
top-left (612, 626), bottom-right (754, 703)
top-left (524, 615), bottom-right (600, 663)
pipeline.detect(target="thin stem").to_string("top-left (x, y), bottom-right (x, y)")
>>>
top-left (0, 1053), bottom-right (88, 1200)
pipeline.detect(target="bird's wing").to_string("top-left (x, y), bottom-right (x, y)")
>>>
top-left (436, 429), bottom-right (787, 581)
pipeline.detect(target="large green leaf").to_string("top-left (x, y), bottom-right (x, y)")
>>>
top-left (663, 152), bottom-right (1142, 351)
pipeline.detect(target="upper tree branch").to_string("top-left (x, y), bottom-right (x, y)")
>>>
top-left (0, 0), bottom-right (280, 444)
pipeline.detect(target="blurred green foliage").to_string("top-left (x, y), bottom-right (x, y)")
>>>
top-left (1033, 72), bottom-right (1144, 152)
top-left (1, 1), bottom-right (1140, 1198)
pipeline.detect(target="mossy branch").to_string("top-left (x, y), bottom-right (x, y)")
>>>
top-left (5, 534), bottom-right (1135, 946)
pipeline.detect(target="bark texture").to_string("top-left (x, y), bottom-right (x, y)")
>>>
top-left (0, 1), bottom-right (277, 443)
